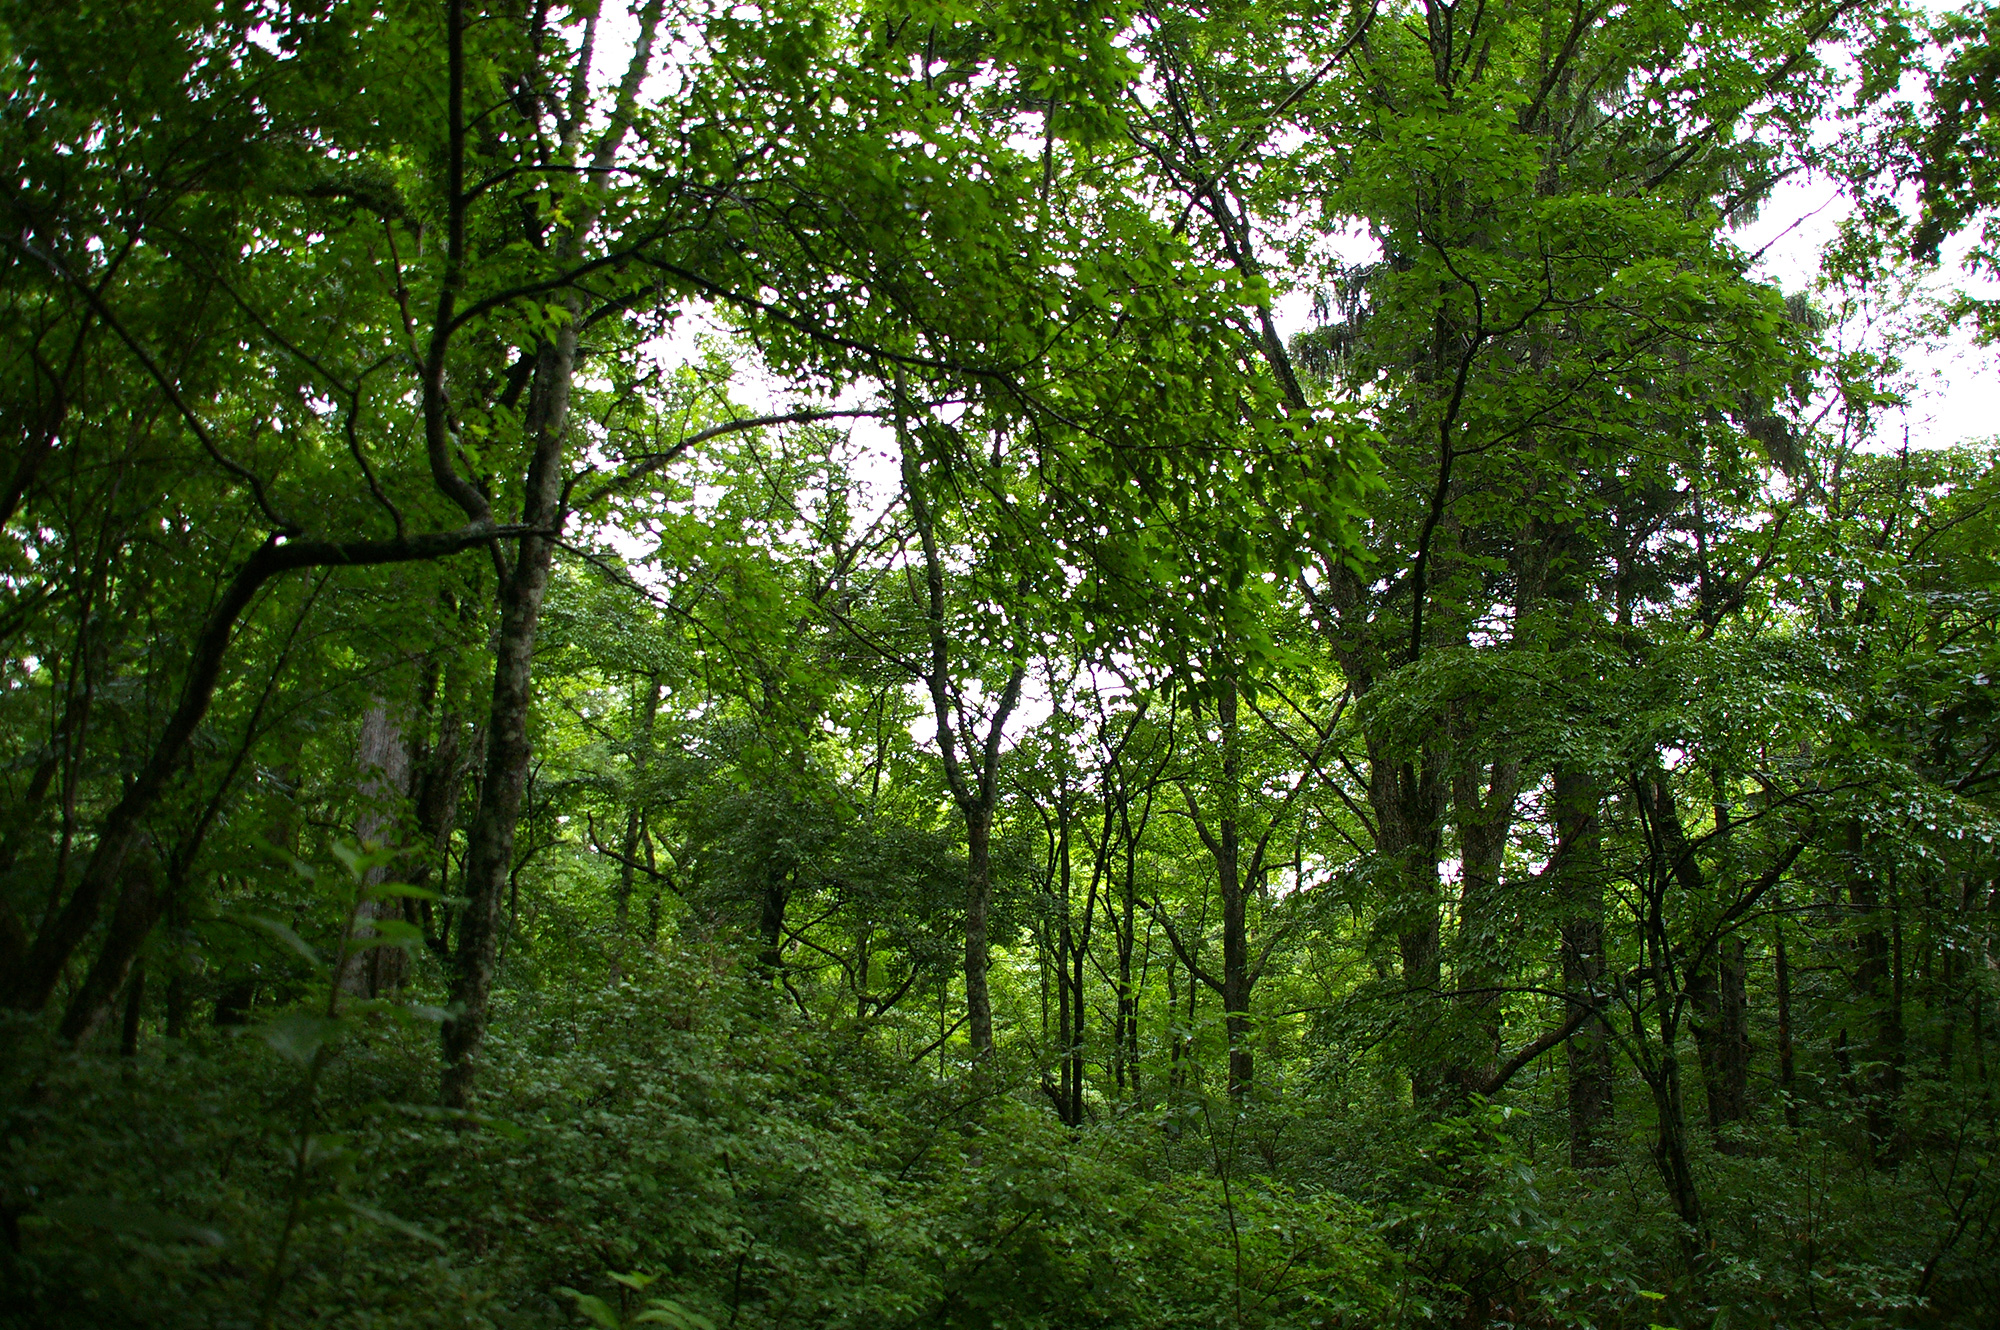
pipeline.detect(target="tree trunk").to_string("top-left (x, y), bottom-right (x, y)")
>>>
top-left (1201, 679), bottom-right (1254, 1098)
top-left (410, 704), bottom-right (470, 957)
top-left (439, 329), bottom-right (574, 1111)
top-left (1374, 742), bottom-right (1445, 1108)
top-left (612, 676), bottom-right (661, 983)
top-left (341, 699), bottom-right (412, 999)
top-left (1845, 819), bottom-right (1902, 1161)
top-left (1556, 766), bottom-right (1614, 1167)
top-left (1647, 1036), bottom-right (1707, 1267)
top-left (964, 805), bottom-right (995, 1056)
top-left (1775, 918), bottom-right (1800, 1129)
top-left (55, 838), bottom-right (158, 1047)
top-left (118, 962), bottom-right (144, 1058)
top-left (1448, 748), bottom-right (1520, 1100)
top-left (433, 0), bottom-right (667, 1108)
top-left (1689, 935), bottom-right (1751, 1141)
top-left (1115, 829), bottom-right (1140, 1103)
top-left (758, 874), bottom-right (788, 972)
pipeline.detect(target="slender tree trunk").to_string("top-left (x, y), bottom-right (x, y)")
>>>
top-left (894, 396), bottom-right (1023, 1062)
top-left (1070, 833), bottom-right (1093, 1125)
top-left (1647, 1038), bottom-right (1707, 1265)
top-left (1117, 833), bottom-right (1140, 1103)
top-left (1206, 680), bottom-right (1253, 1099)
top-left (1054, 802), bottom-right (1080, 1125)
top-left (612, 676), bottom-right (660, 983)
top-left (964, 805), bottom-right (995, 1055)
top-left (440, 333), bottom-right (573, 1111)
top-left (1776, 918), bottom-right (1800, 1129)
top-left (410, 703), bottom-right (470, 957)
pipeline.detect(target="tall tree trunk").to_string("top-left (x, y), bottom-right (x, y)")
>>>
top-left (1775, 916), bottom-right (1800, 1129)
top-left (1055, 829), bottom-right (1076, 1122)
top-left (1689, 936), bottom-right (1751, 1141)
top-left (341, 699), bottom-right (412, 999)
top-left (1116, 826), bottom-right (1141, 1103)
top-left (896, 401), bottom-right (1024, 1062)
top-left (1196, 678), bottom-right (1253, 1099)
top-left (433, 0), bottom-right (666, 1109)
top-left (1652, 773), bottom-right (1752, 1141)
top-left (1448, 747), bottom-right (1520, 1101)
top-left (611, 676), bottom-right (660, 983)
top-left (1845, 818), bottom-right (1902, 1161)
top-left (963, 805), bottom-right (996, 1055)
top-left (439, 335), bottom-right (573, 1111)
top-left (1374, 741), bottom-right (1445, 1108)
top-left (1556, 766), bottom-right (1614, 1167)
top-left (410, 703), bottom-right (471, 958)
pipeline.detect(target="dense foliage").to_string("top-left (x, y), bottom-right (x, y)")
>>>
top-left (3, 1), bottom-right (1998, 1326)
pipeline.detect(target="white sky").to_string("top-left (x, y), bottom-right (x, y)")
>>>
top-left (1732, 172), bottom-right (2000, 450)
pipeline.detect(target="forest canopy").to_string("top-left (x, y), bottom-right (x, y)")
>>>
top-left (3, 1), bottom-right (1999, 1327)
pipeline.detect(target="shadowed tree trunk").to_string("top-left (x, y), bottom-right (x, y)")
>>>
top-left (1375, 741), bottom-right (1446, 1108)
top-left (1556, 766), bottom-right (1614, 1168)
top-left (612, 675), bottom-right (661, 984)
top-left (1845, 818), bottom-right (1903, 1161)
top-left (1448, 744), bottom-right (1521, 1101)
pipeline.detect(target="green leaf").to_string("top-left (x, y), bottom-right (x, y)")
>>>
top-left (236, 913), bottom-right (323, 969)
top-left (635, 1300), bottom-right (716, 1330)
top-left (559, 1289), bottom-right (622, 1330)
top-left (354, 918), bottom-right (425, 948)
top-left (41, 1197), bottom-right (226, 1247)
top-left (250, 1013), bottom-right (341, 1064)
top-left (341, 1200), bottom-right (446, 1249)
top-left (362, 880), bottom-right (443, 902)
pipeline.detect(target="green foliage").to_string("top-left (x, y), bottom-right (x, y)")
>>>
top-left (3, 947), bottom-right (1397, 1329)
top-left (7, 1), bottom-right (2000, 1328)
